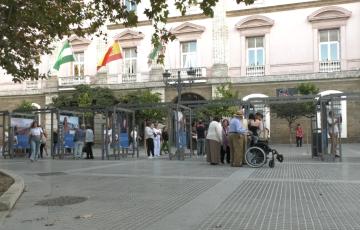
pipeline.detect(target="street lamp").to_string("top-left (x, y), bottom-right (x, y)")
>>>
top-left (163, 67), bottom-right (196, 160)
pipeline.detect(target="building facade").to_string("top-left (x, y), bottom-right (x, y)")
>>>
top-left (0, 0), bottom-right (359, 143)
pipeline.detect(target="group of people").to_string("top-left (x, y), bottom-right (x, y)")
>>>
top-left (193, 110), bottom-right (266, 166)
top-left (72, 125), bottom-right (95, 159)
top-left (28, 122), bottom-right (95, 162)
top-left (144, 121), bottom-right (170, 159)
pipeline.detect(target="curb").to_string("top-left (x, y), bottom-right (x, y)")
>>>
top-left (0, 170), bottom-right (24, 211)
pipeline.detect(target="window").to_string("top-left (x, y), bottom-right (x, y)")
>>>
top-left (125, 0), bottom-right (137, 12)
top-left (123, 47), bottom-right (137, 76)
top-left (181, 41), bottom-right (197, 68)
top-left (247, 37), bottom-right (264, 66)
top-left (73, 52), bottom-right (84, 76)
top-left (319, 29), bottom-right (340, 61)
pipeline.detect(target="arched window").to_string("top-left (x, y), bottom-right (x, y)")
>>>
top-left (173, 92), bottom-right (206, 105)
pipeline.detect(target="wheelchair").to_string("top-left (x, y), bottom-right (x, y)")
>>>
top-left (244, 135), bottom-right (284, 168)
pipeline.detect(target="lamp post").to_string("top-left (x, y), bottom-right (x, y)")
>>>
top-left (163, 68), bottom-right (196, 160)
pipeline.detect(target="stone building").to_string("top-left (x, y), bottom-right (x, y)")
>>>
top-left (0, 0), bottom-right (359, 143)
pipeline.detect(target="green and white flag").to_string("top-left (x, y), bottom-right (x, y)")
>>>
top-left (53, 40), bottom-right (75, 71)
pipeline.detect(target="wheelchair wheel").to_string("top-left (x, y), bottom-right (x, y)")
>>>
top-left (277, 154), bottom-right (284, 163)
top-left (245, 146), bottom-right (266, 168)
top-left (269, 159), bottom-right (275, 168)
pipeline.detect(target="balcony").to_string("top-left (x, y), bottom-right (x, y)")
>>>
top-left (246, 65), bottom-right (265, 77)
top-left (58, 75), bottom-right (90, 88)
top-left (319, 60), bottom-right (341, 73)
top-left (122, 73), bottom-right (137, 83)
top-left (165, 67), bottom-right (206, 80)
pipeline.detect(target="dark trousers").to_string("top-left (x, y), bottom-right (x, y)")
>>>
top-left (296, 137), bottom-right (302, 147)
top-left (146, 138), bottom-right (154, 156)
top-left (40, 143), bottom-right (46, 158)
top-left (221, 145), bottom-right (230, 163)
top-left (85, 142), bottom-right (94, 159)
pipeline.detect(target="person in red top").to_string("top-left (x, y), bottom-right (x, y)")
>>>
top-left (295, 123), bottom-right (304, 147)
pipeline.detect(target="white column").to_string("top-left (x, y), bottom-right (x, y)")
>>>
top-left (211, 1), bottom-right (228, 77)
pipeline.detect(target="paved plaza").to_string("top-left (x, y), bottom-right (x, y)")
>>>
top-left (0, 144), bottom-right (360, 230)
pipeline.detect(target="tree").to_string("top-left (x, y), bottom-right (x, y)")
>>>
top-left (118, 90), bottom-right (166, 124)
top-left (52, 85), bottom-right (117, 108)
top-left (196, 83), bottom-right (239, 120)
top-left (14, 100), bottom-right (33, 112)
top-left (271, 83), bottom-right (319, 144)
top-left (0, 0), bottom-right (254, 82)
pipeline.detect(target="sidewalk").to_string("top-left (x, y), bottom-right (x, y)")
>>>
top-left (0, 144), bottom-right (360, 230)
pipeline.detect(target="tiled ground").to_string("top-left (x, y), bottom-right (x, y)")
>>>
top-left (0, 144), bottom-right (360, 230)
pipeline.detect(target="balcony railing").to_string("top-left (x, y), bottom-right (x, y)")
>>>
top-left (122, 73), bottom-right (137, 83)
top-left (246, 65), bottom-right (265, 77)
top-left (166, 67), bottom-right (207, 80)
top-left (58, 75), bottom-right (90, 87)
top-left (319, 60), bottom-right (341, 73)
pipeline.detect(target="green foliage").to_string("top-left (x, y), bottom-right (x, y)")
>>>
top-left (196, 83), bottom-right (239, 119)
top-left (0, 0), bottom-right (255, 82)
top-left (271, 82), bottom-right (319, 143)
top-left (14, 100), bottom-right (33, 112)
top-left (52, 85), bottom-right (117, 108)
top-left (119, 90), bottom-right (166, 123)
top-left (297, 82), bottom-right (319, 95)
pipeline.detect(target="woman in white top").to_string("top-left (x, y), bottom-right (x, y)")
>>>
top-left (206, 117), bottom-right (223, 165)
top-left (153, 123), bottom-right (162, 157)
top-left (29, 121), bottom-right (43, 162)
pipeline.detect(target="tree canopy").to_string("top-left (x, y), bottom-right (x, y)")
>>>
top-left (0, 0), bottom-right (254, 82)
top-left (196, 83), bottom-right (239, 120)
top-left (52, 85), bottom-right (117, 108)
top-left (118, 90), bottom-right (166, 124)
top-left (271, 83), bottom-right (319, 143)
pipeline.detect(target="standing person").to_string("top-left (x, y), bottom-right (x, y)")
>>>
top-left (144, 121), bottom-right (155, 159)
top-left (196, 120), bottom-right (206, 157)
top-left (160, 126), bottom-right (170, 155)
top-left (103, 126), bottom-right (112, 157)
top-left (52, 129), bottom-right (58, 156)
top-left (206, 117), bottom-right (222, 165)
top-left (130, 126), bottom-right (140, 149)
top-left (85, 125), bottom-right (94, 159)
top-left (328, 111), bottom-right (340, 157)
top-left (29, 121), bottom-right (43, 162)
top-left (221, 119), bottom-right (230, 164)
top-left (295, 124), bottom-right (304, 147)
top-left (229, 110), bottom-right (248, 167)
top-left (39, 126), bottom-right (48, 158)
top-left (153, 123), bottom-right (161, 157)
top-left (73, 124), bottom-right (85, 159)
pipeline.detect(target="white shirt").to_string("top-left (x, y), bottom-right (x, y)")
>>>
top-left (130, 130), bottom-right (138, 140)
top-left (206, 121), bottom-right (223, 143)
top-left (328, 117), bottom-right (339, 134)
top-left (104, 129), bottom-right (112, 142)
top-left (145, 126), bottom-right (154, 139)
top-left (30, 127), bottom-right (43, 136)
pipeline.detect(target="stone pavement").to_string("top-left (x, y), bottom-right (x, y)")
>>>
top-left (0, 144), bottom-right (360, 230)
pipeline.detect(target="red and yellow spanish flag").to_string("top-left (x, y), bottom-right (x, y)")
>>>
top-left (97, 41), bottom-right (123, 71)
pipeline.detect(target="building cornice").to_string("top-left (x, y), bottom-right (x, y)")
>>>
top-left (227, 0), bottom-right (358, 18)
top-left (107, 0), bottom-right (359, 30)
top-left (209, 70), bottom-right (360, 85)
